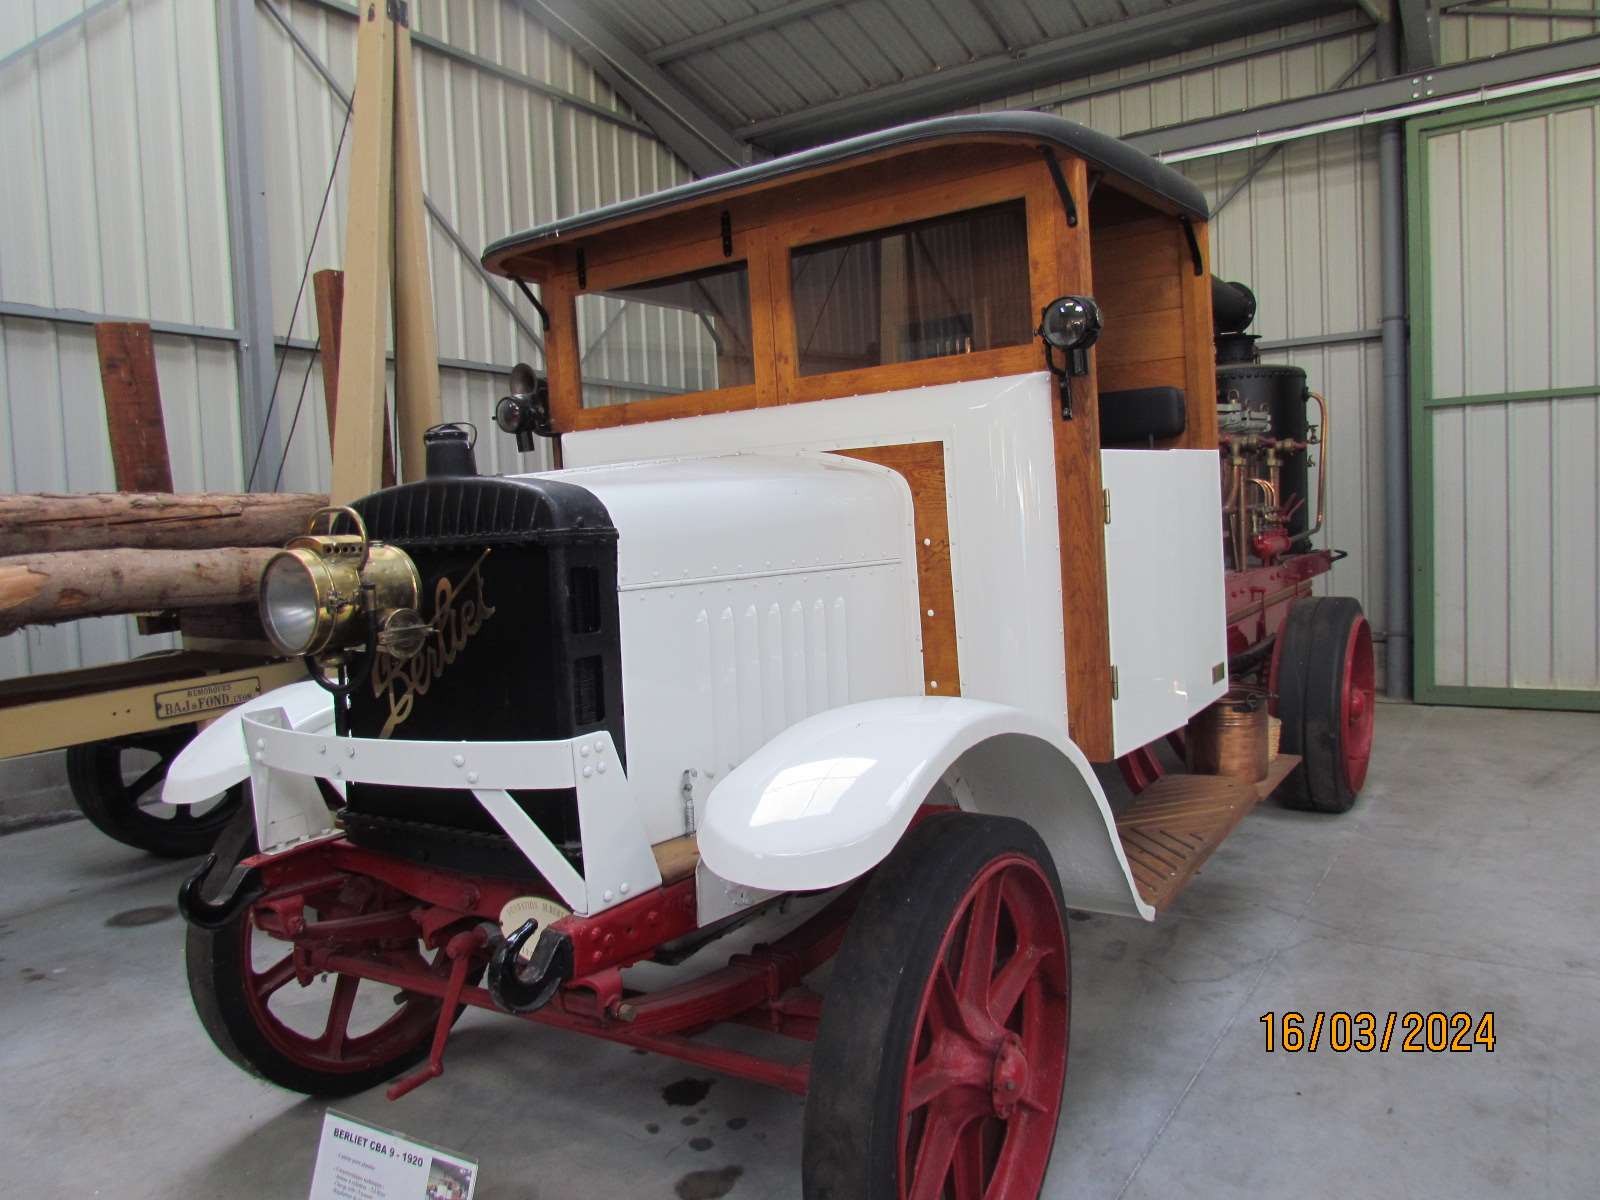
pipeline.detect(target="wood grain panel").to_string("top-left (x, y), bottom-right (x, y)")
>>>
top-left (1048, 156), bottom-right (1114, 761)
top-left (833, 442), bottom-right (960, 696)
top-left (1097, 357), bottom-right (1187, 395)
top-left (1095, 317), bottom-right (1186, 367)
top-left (1094, 273), bottom-right (1182, 317)
top-left (1116, 755), bottom-right (1299, 909)
top-left (94, 323), bottom-right (172, 493)
top-left (1178, 220), bottom-right (1219, 449)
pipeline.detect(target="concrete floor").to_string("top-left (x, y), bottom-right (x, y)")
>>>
top-left (2, 701), bottom-right (1597, 1199)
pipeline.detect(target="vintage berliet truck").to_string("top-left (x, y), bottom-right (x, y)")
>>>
top-left (170, 113), bottom-right (1375, 1199)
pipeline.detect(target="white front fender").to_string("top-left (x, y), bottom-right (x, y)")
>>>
top-left (162, 681), bottom-right (333, 804)
top-left (699, 697), bottom-right (1152, 920)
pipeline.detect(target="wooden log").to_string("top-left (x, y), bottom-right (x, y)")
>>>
top-left (0, 492), bottom-right (327, 555)
top-left (0, 548), bottom-right (277, 635)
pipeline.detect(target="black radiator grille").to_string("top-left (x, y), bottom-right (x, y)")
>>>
top-left (573, 655), bottom-right (604, 725)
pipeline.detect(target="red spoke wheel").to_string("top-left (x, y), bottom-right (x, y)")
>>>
top-left (186, 809), bottom-right (469, 1097)
top-left (805, 813), bottom-right (1069, 1200)
top-left (1273, 595), bottom-right (1377, 813)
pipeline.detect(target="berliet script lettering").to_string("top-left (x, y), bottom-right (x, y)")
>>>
top-left (371, 549), bottom-right (496, 738)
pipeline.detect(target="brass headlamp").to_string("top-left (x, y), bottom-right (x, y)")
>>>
top-left (259, 506), bottom-right (424, 662)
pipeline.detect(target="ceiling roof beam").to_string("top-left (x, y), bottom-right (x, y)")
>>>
top-left (1017, 16), bottom-right (1372, 113)
top-left (737, 0), bottom-right (1354, 150)
top-left (1397, 0), bottom-right (1440, 67)
top-left (519, 0), bottom-right (750, 177)
top-left (1125, 31), bottom-right (1600, 158)
top-left (647, 0), bottom-right (848, 65)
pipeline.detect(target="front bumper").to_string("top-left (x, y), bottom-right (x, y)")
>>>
top-left (240, 708), bottom-right (661, 915)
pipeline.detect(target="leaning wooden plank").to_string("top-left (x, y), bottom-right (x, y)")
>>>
top-left (95, 322), bottom-right (174, 493)
top-left (0, 547), bottom-right (276, 635)
top-left (390, 21), bottom-right (442, 482)
top-left (0, 492), bottom-right (327, 555)
top-left (314, 268), bottom-right (395, 488)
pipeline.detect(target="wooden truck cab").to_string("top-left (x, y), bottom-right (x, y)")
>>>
top-left (484, 112), bottom-right (1222, 762)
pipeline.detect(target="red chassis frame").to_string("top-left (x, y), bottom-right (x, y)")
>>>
top-left (231, 832), bottom-right (867, 1101)
top-left (1118, 548), bottom-right (1337, 794)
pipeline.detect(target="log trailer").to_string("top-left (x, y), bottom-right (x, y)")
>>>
top-left (169, 111), bottom-right (1375, 1199)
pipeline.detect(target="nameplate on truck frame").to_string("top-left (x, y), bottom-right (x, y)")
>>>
top-left (153, 675), bottom-right (262, 721)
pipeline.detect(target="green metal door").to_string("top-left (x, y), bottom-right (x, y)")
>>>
top-left (1408, 87), bottom-right (1600, 709)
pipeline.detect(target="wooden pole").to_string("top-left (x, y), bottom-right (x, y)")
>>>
top-left (0, 548), bottom-right (277, 635)
top-left (94, 323), bottom-right (174, 493)
top-left (0, 492), bottom-right (326, 555)
top-left (329, 0), bottom-right (397, 505)
top-left (314, 268), bottom-right (395, 487)
top-left (390, 18), bottom-right (442, 482)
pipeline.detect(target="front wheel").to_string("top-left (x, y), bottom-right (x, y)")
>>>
top-left (185, 808), bottom-right (461, 1097)
top-left (804, 813), bottom-right (1070, 1200)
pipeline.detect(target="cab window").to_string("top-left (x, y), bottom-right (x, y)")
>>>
top-left (788, 200), bottom-right (1031, 378)
top-left (576, 260), bottom-right (754, 408)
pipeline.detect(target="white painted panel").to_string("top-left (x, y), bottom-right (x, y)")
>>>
top-left (547, 454), bottom-right (920, 844)
top-left (1101, 450), bottom-right (1229, 755)
top-left (563, 373), bottom-right (1073, 738)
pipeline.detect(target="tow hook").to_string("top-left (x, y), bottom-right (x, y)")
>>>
top-left (486, 919), bottom-right (573, 1014)
top-left (177, 853), bottom-right (265, 930)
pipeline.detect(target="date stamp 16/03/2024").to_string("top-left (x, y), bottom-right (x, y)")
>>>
top-left (1259, 1011), bottom-right (1496, 1053)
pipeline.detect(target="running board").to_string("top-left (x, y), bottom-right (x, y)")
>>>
top-left (1116, 756), bottom-right (1301, 911)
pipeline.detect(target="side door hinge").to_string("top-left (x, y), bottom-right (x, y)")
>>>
top-left (1110, 664), bottom-right (1119, 701)
top-left (1103, 487), bottom-right (1111, 524)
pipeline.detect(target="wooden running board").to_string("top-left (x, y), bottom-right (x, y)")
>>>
top-left (1116, 755), bottom-right (1302, 911)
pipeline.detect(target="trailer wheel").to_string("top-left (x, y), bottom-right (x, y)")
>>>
top-left (1273, 596), bottom-right (1376, 813)
top-left (186, 808), bottom-right (463, 1097)
top-left (804, 813), bottom-right (1069, 1200)
top-left (66, 728), bottom-right (245, 857)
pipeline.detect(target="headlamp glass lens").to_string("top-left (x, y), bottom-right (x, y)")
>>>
top-left (261, 553), bottom-right (321, 654)
top-left (1039, 295), bottom-right (1102, 350)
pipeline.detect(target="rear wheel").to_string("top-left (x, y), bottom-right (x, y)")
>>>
top-left (67, 727), bottom-right (244, 857)
top-left (804, 813), bottom-right (1070, 1200)
top-left (1273, 596), bottom-right (1376, 813)
top-left (185, 808), bottom-right (460, 1097)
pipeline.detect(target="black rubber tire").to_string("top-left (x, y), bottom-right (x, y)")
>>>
top-left (803, 812), bottom-right (1069, 1200)
top-left (185, 807), bottom-right (457, 1097)
top-left (1275, 595), bottom-right (1368, 814)
top-left (67, 728), bottom-right (245, 857)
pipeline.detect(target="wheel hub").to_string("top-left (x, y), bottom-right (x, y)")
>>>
top-left (990, 1032), bottom-right (1029, 1118)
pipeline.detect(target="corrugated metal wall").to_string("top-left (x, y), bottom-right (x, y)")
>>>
top-left (258, 0), bottom-right (684, 489)
top-left (1417, 92), bottom-right (1600, 696)
top-left (0, 0), bottom-right (241, 680)
top-left (0, 0), bottom-right (678, 682)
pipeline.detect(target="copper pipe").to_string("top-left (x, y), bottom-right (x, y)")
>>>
top-left (1306, 390), bottom-right (1330, 536)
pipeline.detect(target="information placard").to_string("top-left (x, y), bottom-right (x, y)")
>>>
top-left (308, 1110), bottom-right (478, 1200)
